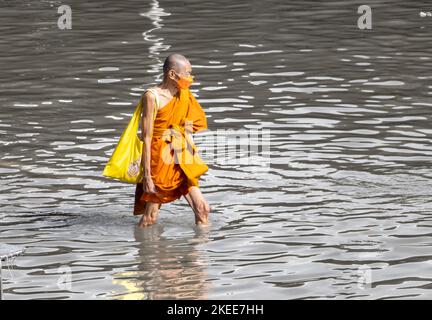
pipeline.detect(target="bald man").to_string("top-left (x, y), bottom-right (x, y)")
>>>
top-left (134, 53), bottom-right (211, 228)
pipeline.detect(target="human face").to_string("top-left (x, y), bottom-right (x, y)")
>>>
top-left (171, 62), bottom-right (194, 89)
top-left (170, 62), bottom-right (193, 80)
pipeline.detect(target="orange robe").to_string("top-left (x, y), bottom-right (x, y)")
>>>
top-left (133, 88), bottom-right (208, 215)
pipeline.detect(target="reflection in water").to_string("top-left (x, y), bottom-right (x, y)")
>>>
top-left (112, 225), bottom-right (210, 300)
top-left (141, 0), bottom-right (172, 76)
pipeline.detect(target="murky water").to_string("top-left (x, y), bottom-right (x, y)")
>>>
top-left (1, 0), bottom-right (432, 299)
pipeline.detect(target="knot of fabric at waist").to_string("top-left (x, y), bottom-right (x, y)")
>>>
top-left (153, 124), bottom-right (185, 138)
top-left (153, 124), bottom-right (193, 152)
top-left (152, 124), bottom-right (208, 180)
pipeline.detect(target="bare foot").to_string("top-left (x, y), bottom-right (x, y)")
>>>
top-left (195, 215), bottom-right (209, 225)
top-left (138, 214), bottom-right (156, 228)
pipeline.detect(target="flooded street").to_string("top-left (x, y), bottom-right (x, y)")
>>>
top-left (1, 0), bottom-right (432, 299)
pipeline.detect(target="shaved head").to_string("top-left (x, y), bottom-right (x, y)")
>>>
top-left (163, 53), bottom-right (190, 79)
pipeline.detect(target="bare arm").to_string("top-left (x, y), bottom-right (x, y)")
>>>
top-left (141, 91), bottom-right (156, 180)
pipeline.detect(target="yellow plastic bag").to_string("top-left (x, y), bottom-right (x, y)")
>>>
top-left (102, 89), bottom-right (158, 184)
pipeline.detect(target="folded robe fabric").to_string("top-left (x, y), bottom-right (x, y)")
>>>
top-left (133, 87), bottom-right (208, 214)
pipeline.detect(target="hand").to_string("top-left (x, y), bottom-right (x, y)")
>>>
top-left (144, 176), bottom-right (157, 194)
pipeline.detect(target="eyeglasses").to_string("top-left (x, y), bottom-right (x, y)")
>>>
top-left (173, 70), bottom-right (193, 77)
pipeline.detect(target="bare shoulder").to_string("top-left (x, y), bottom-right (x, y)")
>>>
top-left (143, 88), bottom-right (156, 101)
top-left (142, 89), bottom-right (157, 112)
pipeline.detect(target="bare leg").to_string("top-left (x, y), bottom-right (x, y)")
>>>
top-left (138, 201), bottom-right (162, 228)
top-left (183, 186), bottom-right (211, 225)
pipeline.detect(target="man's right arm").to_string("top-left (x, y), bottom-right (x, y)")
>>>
top-left (141, 91), bottom-right (157, 180)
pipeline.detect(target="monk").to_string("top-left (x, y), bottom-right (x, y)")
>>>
top-left (133, 53), bottom-right (211, 228)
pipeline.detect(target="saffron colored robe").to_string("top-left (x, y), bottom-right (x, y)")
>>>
top-left (133, 87), bottom-right (208, 215)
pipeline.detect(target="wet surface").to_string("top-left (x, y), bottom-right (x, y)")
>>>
top-left (1, 0), bottom-right (432, 299)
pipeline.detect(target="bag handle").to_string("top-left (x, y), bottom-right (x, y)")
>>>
top-left (146, 88), bottom-right (160, 119)
top-left (138, 88), bottom-right (159, 140)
